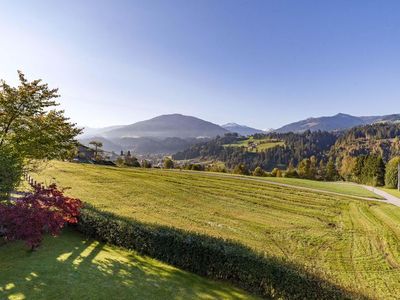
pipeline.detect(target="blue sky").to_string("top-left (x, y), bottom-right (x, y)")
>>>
top-left (1, 0), bottom-right (399, 129)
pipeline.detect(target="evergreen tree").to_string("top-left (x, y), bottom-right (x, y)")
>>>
top-left (309, 156), bottom-right (318, 179)
top-left (318, 160), bottom-right (326, 180)
top-left (298, 158), bottom-right (311, 179)
top-left (326, 158), bottom-right (338, 181)
top-left (375, 156), bottom-right (386, 187)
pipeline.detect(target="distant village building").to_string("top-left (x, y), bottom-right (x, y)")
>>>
top-left (76, 145), bottom-right (95, 161)
top-left (75, 144), bottom-right (118, 164)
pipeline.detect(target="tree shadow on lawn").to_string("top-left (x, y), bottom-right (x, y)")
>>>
top-left (76, 206), bottom-right (372, 300)
top-left (0, 229), bottom-right (252, 300)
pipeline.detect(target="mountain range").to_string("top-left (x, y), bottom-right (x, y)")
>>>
top-left (79, 112), bottom-right (400, 155)
top-left (275, 113), bottom-right (400, 133)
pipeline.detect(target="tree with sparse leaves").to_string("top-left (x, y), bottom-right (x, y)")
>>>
top-left (89, 141), bottom-right (103, 160)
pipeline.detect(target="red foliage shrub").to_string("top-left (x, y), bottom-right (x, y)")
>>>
top-left (0, 184), bottom-right (82, 249)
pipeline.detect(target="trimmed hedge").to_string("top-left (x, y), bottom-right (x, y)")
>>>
top-left (77, 205), bottom-right (364, 299)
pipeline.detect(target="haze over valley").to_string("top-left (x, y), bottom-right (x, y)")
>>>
top-left (79, 112), bottom-right (400, 154)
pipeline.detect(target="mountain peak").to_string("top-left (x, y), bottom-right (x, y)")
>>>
top-left (222, 122), bottom-right (241, 127)
top-left (334, 113), bottom-right (354, 118)
top-left (222, 123), bottom-right (264, 136)
top-left (101, 114), bottom-right (228, 139)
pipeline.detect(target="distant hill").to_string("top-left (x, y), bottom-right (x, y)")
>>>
top-left (276, 113), bottom-right (400, 133)
top-left (102, 114), bottom-right (228, 139)
top-left (78, 114), bottom-right (228, 154)
top-left (221, 123), bottom-right (264, 136)
top-left (330, 122), bottom-right (400, 162)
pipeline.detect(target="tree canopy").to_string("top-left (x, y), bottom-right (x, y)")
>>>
top-left (0, 71), bottom-right (81, 194)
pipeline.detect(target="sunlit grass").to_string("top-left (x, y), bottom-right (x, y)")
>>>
top-left (259, 176), bottom-right (382, 199)
top-left (0, 229), bottom-right (256, 300)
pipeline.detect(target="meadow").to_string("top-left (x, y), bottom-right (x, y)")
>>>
top-left (0, 228), bottom-right (254, 300)
top-left (259, 176), bottom-right (383, 199)
top-left (223, 137), bottom-right (284, 152)
top-left (35, 161), bottom-right (400, 299)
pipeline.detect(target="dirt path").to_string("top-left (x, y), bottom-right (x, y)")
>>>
top-left (361, 186), bottom-right (400, 207)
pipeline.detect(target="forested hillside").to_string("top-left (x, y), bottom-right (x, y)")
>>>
top-left (332, 123), bottom-right (400, 161)
top-left (173, 131), bottom-right (338, 170)
top-left (173, 123), bottom-right (400, 176)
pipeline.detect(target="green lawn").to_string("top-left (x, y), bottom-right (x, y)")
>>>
top-left (259, 176), bottom-right (383, 199)
top-left (34, 161), bottom-right (400, 299)
top-left (0, 229), bottom-right (255, 300)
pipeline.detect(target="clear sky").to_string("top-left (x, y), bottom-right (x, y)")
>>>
top-left (1, 0), bottom-right (399, 129)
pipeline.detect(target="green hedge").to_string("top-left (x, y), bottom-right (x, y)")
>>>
top-left (77, 205), bottom-right (363, 299)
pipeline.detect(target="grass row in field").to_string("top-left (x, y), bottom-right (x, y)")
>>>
top-left (35, 161), bottom-right (400, 299)
top-left (258, 176), bottom-right (383, 199)
top-left (0, 229), bottom-right (254, 300)
top-left (173, 168), bottom-right (381, 199)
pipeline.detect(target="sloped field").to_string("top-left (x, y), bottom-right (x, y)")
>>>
top-left (35, 161), bottom-right (400, 299)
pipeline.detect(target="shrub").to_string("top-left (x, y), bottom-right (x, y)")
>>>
top-left (285, 169), bottom-right (299, 178)
top-left (76, 205), bottom-right (360, 299)
top-left (141, 160), bottom-right (152, 168)
top-left (115, 157), bottom-right (125, 167)
top-left (206, 164), bottom-right (227, 173)
top-left (233, 164), bottom-right (250, 175)
top-left (252, 166), bottom-right (265, 177)
top-left (164, 158), bottom-right (174, 169)
top-left (271, 168), bottom-right (282, 177)
top-left (0, 184), bottom-right (82, 249)
top-left (190, 164), bottom-right (204, 171)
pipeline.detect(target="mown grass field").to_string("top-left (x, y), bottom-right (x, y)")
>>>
top-left (178, 169), bottom-right (381, 199)
top-left (259, 176), bottom-right (383, 199)
top-left (223, 137), bottom-right (284, 152)
top-left (35, 161), bottom-right (400, 299)
top-left (0, 229), bottom-right (254, 300)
